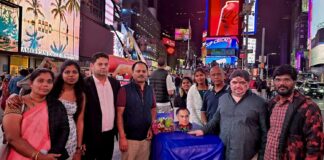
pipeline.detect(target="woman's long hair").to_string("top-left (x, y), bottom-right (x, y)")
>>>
top-left (49, 60), bottom-right (85, 120)
top-left (193, 68), bottom-right (208, 86)
top-left (179, 77), bottom-right (193, 97)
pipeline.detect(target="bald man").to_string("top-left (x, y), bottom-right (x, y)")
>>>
top-left (201, 66), bottom-right (228, 125)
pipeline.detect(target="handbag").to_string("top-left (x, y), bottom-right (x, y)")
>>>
top-left (0, 98), bottom-right (25, 160)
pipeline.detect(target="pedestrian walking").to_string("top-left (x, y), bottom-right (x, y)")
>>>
top-left (8, 69), bottom-right (29, 94)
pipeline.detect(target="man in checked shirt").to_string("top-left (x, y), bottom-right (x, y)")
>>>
top-left (264, 64), bottom-right (323, 160)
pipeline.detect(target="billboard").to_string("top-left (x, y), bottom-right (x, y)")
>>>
top-left (302, 0), bottom-right (309, 13)
top-left (309, 0), bottom-right (324, 65)
top-left (0, 1), bottom-right (21, 52)
top-left (205, 56), bottom-right (237, 65)
top-left (12, 0), bottom-right (80, 60)
top-left (243, 0), bottom-right (257, 34)
top-left (310, 44), bottom-right (324, 66)
top-left (208, 0), bottom-right (241, 37)
top-left (205, 37), bottom-right (239, 49)
top-left (243, 38), bottom-right (256, 63)
top-left (162, 37), bottom-right (175, 47)
top-left (105, 0), bottom-right (114, 26)
top-left (208, 48), bottom-right (236, 56)
top-left (175, 28), bottom-right (190, 40)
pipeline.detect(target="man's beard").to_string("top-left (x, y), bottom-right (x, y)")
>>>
top-left (276, 86), bottom-right (294, 97)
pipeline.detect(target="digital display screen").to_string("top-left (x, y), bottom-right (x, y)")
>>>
top-left (208, 0), bottom-right (241, 36)
top-left (0, 1), bottom-right (21, 52)
top-left (309, 0), bottom-right (324, 65)
top-left (14, 0), bottom-right (80, 60)
top-left (175, 28), bottom-right (190, 41)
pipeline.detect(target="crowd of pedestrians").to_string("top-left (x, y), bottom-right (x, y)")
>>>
top-left (0, 52), bottom-right (323, 160)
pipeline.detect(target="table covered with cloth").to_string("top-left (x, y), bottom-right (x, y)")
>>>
top-left (151, 131), bottom-right (224, 160)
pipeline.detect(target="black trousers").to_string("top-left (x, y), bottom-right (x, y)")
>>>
top-left (83, 130), bottom-right (115, 160)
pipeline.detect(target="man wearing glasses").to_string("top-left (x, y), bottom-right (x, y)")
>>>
top-left (264, 64), bottom-right (323, 160)
top-left (189, 70), bottom-right (268, 160)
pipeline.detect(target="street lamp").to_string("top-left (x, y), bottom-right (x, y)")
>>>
top-left (266, 52), bottom-right (277, 80)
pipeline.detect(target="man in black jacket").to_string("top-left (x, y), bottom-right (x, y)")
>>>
top-left (83, 52), bottom-right (121, 160)
top-left (264, 64), bottom-right (323, 159)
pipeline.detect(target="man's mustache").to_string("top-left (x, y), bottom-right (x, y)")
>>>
top-left (278, 85), bottom-right (288, 89)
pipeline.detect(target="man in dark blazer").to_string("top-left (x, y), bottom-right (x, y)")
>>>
top-left (83, 52), bottom-right (121, 160)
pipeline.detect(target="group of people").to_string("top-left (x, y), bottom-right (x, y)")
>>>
top-left (0, 51), bottom-right (323, 160)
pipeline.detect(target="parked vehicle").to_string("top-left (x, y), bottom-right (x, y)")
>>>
top-left (318, 82), bottom-right (324, 99)
top-left (302, 82), bottom-right (323, 99)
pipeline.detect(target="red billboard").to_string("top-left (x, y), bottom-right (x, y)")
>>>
top-left (208, 0), bottom-right (241, 37)
top-left (162, 37), bottom-right (176, 47)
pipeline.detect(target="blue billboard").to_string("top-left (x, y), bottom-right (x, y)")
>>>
top-left (205, 56), bottom-right (238, 65)
top-left (205, 37), bottom-right (239, 49)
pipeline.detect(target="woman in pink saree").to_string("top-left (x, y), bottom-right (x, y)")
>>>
top-left (3, 69), bottom-right (69, 160)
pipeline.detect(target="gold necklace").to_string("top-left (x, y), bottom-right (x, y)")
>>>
top-left (28, 94), bottom-right (45, 107)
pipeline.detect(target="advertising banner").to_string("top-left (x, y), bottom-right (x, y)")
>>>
top-left (162, 37), bottom-right (175, 47)
top-left (208, 0), bottom-right (241, 36)
top-left (243, 0), bottom-right (257, 34)
top-left (12, 0), bottom-right (80, 60)
top-left (175, 28), bottom-right (191, 41)
top-left (0, 1), bottom-right (21, 52)
top-left (208, 48), bottom-right (236, 56)
top-left (105, 0), bottom-right (114, 26)
top-left (205, 37), bottom-right (239, 49)
top-left (205, 56), bottom-right (238, 65)
top-left (310, 44), bottom-right (324, 66)
top-left (309, 0), bottom-right (324, 65)
top-left (243, 38), bottom-right (256, 63)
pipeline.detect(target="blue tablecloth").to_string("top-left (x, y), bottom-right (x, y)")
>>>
top-left (152, 132), bottom-right (224, 160)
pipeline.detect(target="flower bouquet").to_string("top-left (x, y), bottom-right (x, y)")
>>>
top-left (152, 112), bottom-right (174, 134)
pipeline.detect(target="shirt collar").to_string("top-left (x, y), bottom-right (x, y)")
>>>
top-left (212, 84), bottom-right (228, 94)
top-left (93, 75), bottom-right (108, 85)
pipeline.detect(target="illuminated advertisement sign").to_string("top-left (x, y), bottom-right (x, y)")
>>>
top-left (205, 37), bottom-right (239, 49)
top-left (302, 0), bottom-right (309, 13)
top-left (310, 44), bottom-right (324, 66)
top-left (205, 56), bottom-right (237, 65)
top-left (175, 28), bottom-right (190, 41)
top-left (105, 0), bottom-right (114, 26)
top-left (208, 48), bottom-right (236, 56)
top-left (208, 0), bottom-right (241, 37)
top-left (309, 0), bottom-right (324, 65)
top-left (243, 38), bottom-right (256, 63)
top-left (12, 0), bottom-right (80, 60)
top-left (243, 0), bottom-right (257, 34)
top-left (0, 1), bottom-right (21, 52)
top-left (162, 37), bottom-right (175, 47)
